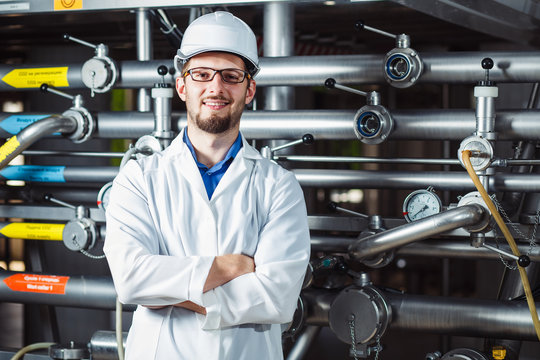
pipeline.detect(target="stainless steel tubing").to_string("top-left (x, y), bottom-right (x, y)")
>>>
top-left (275, 155), bottom-right (461, 165)
top-left (302, 288), bottom-right (540, 341)
top-left (63, 167), bottom-right (118, 182)
top-left (0, 271), bottom-right (135, 310)
top-left (293, 169), bottom-right (540, 192)
top-left (89, 330), bottom-right (127, 360)
top-left (285, 326), bottom-right (321, 360)
top-left (396, 240), bottom-right (540, 261)
top-left (348, 204), bottom-right (487, 261)
top-left (0, 115), bottom-right (77, 170)
top-left (4, 52), bottom-right (540, 91)
top-left (136, 9), bottom-right (153, 112)
top-left (387, 292), bottom-right (540, 340)
top-left (92, 109), bottom-right (540, 141)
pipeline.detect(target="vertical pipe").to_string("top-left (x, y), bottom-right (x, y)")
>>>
top-left (263, 2), bottom-right (294, 110)
top-left (136, 9), bottom-right (153, 112)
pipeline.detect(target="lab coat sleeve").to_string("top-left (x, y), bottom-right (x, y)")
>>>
top-left (104, 161), bottom-right (214, 307)
top-left (198, 171), bottom-right (311, 329)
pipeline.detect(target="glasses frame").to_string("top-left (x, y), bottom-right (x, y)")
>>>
top-left (182, 67), bottom-right (251, 84)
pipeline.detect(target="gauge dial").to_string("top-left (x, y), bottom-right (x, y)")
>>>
top-left (97, 182), bottom-right (113, 211)
top-left (403, 189), bottom-right (442, 222)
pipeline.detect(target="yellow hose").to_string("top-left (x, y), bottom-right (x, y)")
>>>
top-left (462, 150), bottom-right (540, 341)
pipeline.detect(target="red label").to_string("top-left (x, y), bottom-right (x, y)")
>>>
top-left (3, 274), bottom-right (69, 294)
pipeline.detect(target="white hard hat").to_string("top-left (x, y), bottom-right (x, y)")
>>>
top-left (174, 11), bottom-right (260, 77)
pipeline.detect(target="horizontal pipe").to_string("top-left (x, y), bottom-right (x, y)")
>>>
top-left (348, 204), bottom-right (487, 261)
top-left (311, 236), bottom-right (540, 261)
top-left (5, 166), bottom-right (540, 192)
top-left (275, 155), bottom-right (461, 165)
top-left (294, 169), bottom-right (540, 192)
top-left (96, 109), bottom-right (540, 141)
top-left (3, 52), bottom-right (540, 91)
top-left (303, 288), bottom-right (540, 341)
top-left (0, 271), bottom-right (135, 311)
top-left (3, 109), bottom-right (540, 141)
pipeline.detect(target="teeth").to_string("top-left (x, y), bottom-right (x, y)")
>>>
top-left (206, 102), bottom-right (227, 106)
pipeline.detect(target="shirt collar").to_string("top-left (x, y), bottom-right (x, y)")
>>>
top-left (183, 129), bottom-right (243, 171)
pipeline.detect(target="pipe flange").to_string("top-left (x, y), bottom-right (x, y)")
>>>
top-left (329, 286), bottom-right (392, 345)
top-left (134, 135), bottom-right (163, 159)
top-left (353, 105), bottom-right (393, 145)
top-left (49, 342), bottom-right (89, 360)
top-left (457, 192), bottom-right (491, 232)
top-left (457, 135), bottom-right (493, 171)
top-left (62, 107), bottom-right (94, 143)
top-left (282, 296), bottom-right (306, 339)
top-left (62, 217), bottom-right (97, 251)
top-left (383, 47), bottom-right (423, 88)
top-left (441, 348), bottom-right (489, 360)
top-left (81, 56), bottom-right (118, 94)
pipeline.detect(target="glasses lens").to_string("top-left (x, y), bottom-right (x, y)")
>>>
top-left (190, 68), bottom-right (214, 82)
top-left (221, 69), bottom-right (245, 84)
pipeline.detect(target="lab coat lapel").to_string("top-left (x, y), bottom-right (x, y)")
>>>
top-left (176, 140), bottom-right (210, 202)
top-left (210, 137), bottom-right (260, 202)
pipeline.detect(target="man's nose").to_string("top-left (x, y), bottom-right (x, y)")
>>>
top-left (207, 72), bottom-right (226, 91)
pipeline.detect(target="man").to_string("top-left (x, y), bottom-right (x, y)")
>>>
top-left (104, 11), bottom-right (311, 360)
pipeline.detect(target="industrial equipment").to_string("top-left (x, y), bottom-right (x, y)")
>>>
top-left (0, 1), bottom-right (539, 360)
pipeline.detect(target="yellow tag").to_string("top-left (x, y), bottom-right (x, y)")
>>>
top-left (54, 0), bottom-right (83, 10)
top-left (0, 223), bottom-right (65, 240)
top-left (2, 67), bottom-right (69, 89)
top-left (0, 136), bottom-right (20, 164)
top-left (492, 346), bottom-right (506, 360)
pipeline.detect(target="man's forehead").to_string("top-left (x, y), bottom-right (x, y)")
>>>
top-left (187, 52), bottom-right (246, 69)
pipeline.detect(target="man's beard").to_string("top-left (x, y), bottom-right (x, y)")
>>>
top-left (194, 113), bottom-right (238, 134)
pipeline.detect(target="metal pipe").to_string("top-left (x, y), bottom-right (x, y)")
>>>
top-left (303, 288), bottom-right (540, 341)
top-left (0, 165), bottom-right (118, 183)
top-left (90, 109), bottom-right (540, 141)
top-left (4, 109), bottom-right (540, 141)
top-left (136, 8), bottom-right (152, 112)
top-left (7, 165), bottom-right (540, 192)
top-left (275, 155), bottom-right (460, 165)
top-left (286, 326), bottom-right (321, 360)
top-left (0, 271), bottom-right (135, 311)
top-left (89, 330), bottom-right (127, 360)
top-left (348, 204), bottom-right (487, 261)
top-left (263, 2), bottom-right (294, 110)
top-left (4, 52), bottom-right (540, 91)
top-left (0, 115), bottom-right (77, 170)
top-left (294, 169), bottom-right (540, 192)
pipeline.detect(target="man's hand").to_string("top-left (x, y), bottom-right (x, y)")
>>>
top-left (204, 254), bottom-right (255, 292)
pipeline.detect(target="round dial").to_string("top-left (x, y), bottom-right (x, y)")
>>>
top-left (403, 189), bottom-right (442, 222)
top-left (97, 182), bottom-right (113, 211)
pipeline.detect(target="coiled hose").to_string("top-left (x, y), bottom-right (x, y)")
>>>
top-left (462, 150), bottom-right (540, 341)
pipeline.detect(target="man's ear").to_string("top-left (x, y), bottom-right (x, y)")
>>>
top-left (176, 77), bottom-right (186, 101)
top-left (245, 79), bottom-right (256, 105)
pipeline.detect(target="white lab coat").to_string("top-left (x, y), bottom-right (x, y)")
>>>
top-left (104, 130), bottom-right (311, 360)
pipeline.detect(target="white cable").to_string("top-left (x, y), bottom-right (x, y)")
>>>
top-left (10, 342), bottom-right (55, 360)
top-left (116, 297), bottom-right (125, 360)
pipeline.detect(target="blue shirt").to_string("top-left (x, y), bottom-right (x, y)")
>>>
top-left (183, 130), bottom-right (243, 200)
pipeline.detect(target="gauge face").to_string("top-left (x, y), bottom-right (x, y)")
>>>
top-left (403, 189), bottom-right (442, 222)
top-left (97, 182), bottom-right (113, 211)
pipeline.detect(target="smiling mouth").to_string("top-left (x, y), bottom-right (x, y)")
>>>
top-left (203, 97), bottom-right (230, 109)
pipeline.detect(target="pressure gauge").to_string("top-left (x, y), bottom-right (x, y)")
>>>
top-left (97, 182), bottom-right (113, 211)
top-left (403, 188), bottom-right (442, 222)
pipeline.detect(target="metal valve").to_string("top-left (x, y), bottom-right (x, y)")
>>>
top-left (64, 34), bottom-right (118, 96)
top-left (260, 134), bottom-right (314, 160)
top-left (152, 65), bottom-right (175, 147)
top-left (44, 194), bottom-right (97, 252)
top-left (325, 78), bottom-right (393, 144)
top-left (355, 20), bottom-right (423, 88)
top-left (40, 83), bottom-right (94, 143)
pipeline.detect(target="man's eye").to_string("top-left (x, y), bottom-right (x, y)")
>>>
top-left (194, 71), bottom-right (211, 79)
top-left (224, 72), bottom-right (241, 81)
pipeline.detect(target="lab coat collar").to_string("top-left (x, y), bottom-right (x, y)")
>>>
top-left (168, 128), bottom-right (263, 202)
